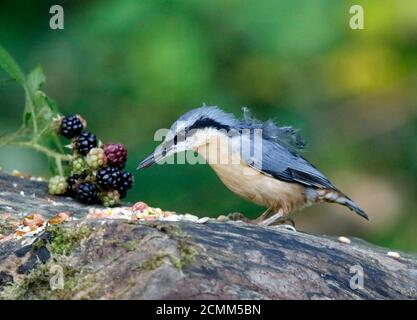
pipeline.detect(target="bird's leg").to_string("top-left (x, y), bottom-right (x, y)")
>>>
top-left (257, 209), bottom-right (297, 232)
top-left (258, 209), bottom-right (284, 226)
top-left (252, 207), bottom-right (274, 224)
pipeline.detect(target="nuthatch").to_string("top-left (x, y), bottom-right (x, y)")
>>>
top-left (138, 106), bottom-right (368, 226)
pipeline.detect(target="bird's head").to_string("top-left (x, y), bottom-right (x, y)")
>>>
top-left (138, 106), bottom-right (239, 169)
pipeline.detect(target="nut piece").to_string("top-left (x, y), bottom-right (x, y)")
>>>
top-left (183, 214), bottom-right (199, 222)
top-left (217, 215), bottom-right (228, 222)
top-left (48, 212), bottom-right (71, 225)
top-left (387, 251), bottom-right (401, 259)
top-left (197, 217), bottom-right (210, 224)
top-left (23, 214), bottom-right (45, 228)
top-left (338, 236), bottom-right (351, 244)
top-left (132, 202), bottom-right (148, 213)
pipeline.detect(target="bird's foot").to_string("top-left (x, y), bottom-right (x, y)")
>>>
top-left (256, 210), bottom-right (297, 231)
top-left (270, 224), bottom-right (297, 232)
top-left (223, 212), bottom-right (296, 232)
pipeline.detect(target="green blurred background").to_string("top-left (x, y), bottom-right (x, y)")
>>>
top-left (0, 0), bottom-right (416, 251)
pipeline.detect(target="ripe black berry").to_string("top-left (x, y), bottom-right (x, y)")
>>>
top-left (75, 131), bottom-right (97, 155)
top-left (117, 171), bottom-right (133, 199)
top-left (66, 174), bottom-right (86, 195)
top-left (96, 166), bottom-right (120, 189)
top-left (60, 115), bottom-right (85, 139)
top-left (75, 182), bottom-right (99, 204)
top-left (118, 189), bottom-right (127, 199)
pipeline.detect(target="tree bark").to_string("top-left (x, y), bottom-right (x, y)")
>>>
top-left (0, 172), bottom-right (416, 300)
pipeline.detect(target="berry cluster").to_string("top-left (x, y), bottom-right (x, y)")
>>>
top-left (48, 114), bottom-right (134, 206)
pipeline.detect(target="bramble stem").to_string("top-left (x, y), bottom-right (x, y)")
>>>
top-left (12, 141), bottom-right (70, 160)
top-left (9, 141), bottom-right (71, 176)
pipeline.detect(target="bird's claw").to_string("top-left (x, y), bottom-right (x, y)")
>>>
top-left (281, 224), bottom-right (297, 232)
top-left (271, 224), bottom-right (297, 232)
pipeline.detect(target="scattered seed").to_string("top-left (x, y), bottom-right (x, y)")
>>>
top-left (183, 213), bottom-right (199, 222)
top-left (19, 191), bottom-right (25, 197)
top-left (197, 217), bottom-right (210, 224)
top-left (338, 236), bottom-right (351, 244)
top-left (132, 201), bottom-right (148, 213)
top-left (12, 169), bottom-right (21, 177)
top-left (163, 215), bottom-right (181, 222)
top-left (21, 237), bottom-right (37, 247)
top-left (48, 212), bottom-right (71, 225)
top-left (387, 251), bottom-right (401, 259)
top-left (23, 213), bottom-right (46, 227)
top-left (12, 183), bottom-right (17, 188)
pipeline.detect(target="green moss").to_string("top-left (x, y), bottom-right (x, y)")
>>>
top-left (0, 219), bottom-right (15, 236)
top-left (139, 253), bottom-right (171, 270)
top-left (176, 240), bottom-right (197, 269)
top-left (155, 222), bottom-right (189, 238)
top-left (0, 258), bottom-right (83, 300)
top-left (139, 222), bottom-right (198, 270)
top-left (0, 224), bottom-right (94, 299)
top-left (111, 239), bottom-right (141, 251)
top-left (48, 224), bottom-right (92, 256)
top-left (138, 244), bottom-right (196, 271)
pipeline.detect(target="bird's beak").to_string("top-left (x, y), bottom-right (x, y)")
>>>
top-left (137, 143), bottom-right (175, 170)
top-left (137, 152), bottom-right (156, 169)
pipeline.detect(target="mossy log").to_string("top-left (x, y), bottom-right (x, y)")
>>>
top-left (0, 172), bottom-right (416, 300)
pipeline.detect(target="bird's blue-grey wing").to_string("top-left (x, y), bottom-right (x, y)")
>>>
top-left (246, 139), bottom-right (336, 190)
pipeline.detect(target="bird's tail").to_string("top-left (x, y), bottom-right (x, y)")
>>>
top-left (317, 189), bottom-right (369, 220)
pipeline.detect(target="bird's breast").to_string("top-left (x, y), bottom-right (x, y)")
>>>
top-left (197, 144), bottom-right (307, 213)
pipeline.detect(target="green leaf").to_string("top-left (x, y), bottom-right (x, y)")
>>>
top-left (27, 65), bottom-right (45, 91)
top-left (44, 94), bottom-right (59, 113)
top-left (0, 45), bottom-right (26, 85)
top-left (0, 46), bottom-right (67, 175)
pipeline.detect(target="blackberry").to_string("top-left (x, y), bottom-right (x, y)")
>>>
top-left (118, 189), bottom-right (127, 199)
top-left (66, 174), bottom-right (86, 195)
top-left (117, 171), bottom-right (134, 199)
top-left (75, 131), bottom-right (97, 155)
top-left (70, 157), bottom-right (87, 175)
top-left (86, 148), bottom-right (107, 170)
top-left (103, 143), bottom-right (128, 167)
top-left (75, 182), bottom-right (99, 204)
top-left (96, 166), bottom-right (120, 189)
top-left (48, 176), bottom-right (68, 195)
top-left (59, 115), bottom-right (86, 139)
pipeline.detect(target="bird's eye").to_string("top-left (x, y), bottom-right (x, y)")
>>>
top-left (173, 130), bottom-right (187, 145)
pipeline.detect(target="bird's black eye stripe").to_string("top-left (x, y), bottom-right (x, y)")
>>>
top-left (187, 117), bottom-right (230, 132)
